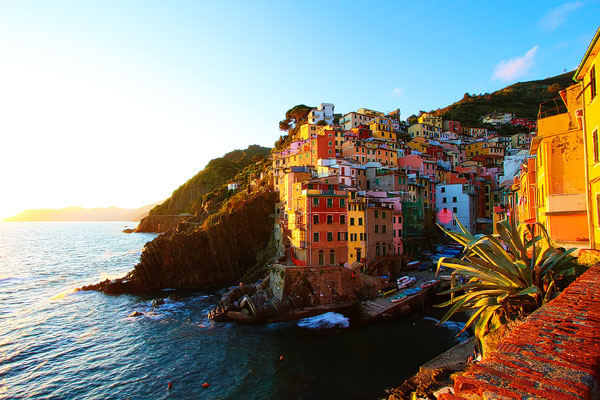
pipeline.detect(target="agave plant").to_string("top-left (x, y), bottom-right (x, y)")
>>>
top-left (435, 217), bottom-right (577, 344)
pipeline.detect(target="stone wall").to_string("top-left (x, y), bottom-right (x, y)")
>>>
top-left (447, 265), bottom-right (600, 400)
top-left (269, 264), bottom-right (382, 304)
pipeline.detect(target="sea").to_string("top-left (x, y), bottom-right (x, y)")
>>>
top-left (0, 222), bottom-right (468, 400)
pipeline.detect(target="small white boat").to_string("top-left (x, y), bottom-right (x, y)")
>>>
top-left (397, 276), bottom-right (416, 289)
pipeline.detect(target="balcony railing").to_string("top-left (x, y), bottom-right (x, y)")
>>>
top-left (538, 97), bottom-right (567, 120)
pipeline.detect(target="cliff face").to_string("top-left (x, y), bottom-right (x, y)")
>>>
top-left (135, 215), bottom-right (190, 233)
top-left (82, 188), bottom-right (278, 293)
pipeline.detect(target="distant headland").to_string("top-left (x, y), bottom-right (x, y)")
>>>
top-left (2, 202), bottom-right (161, 222)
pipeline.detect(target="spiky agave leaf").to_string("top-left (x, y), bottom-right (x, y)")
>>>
top-left (436, 219), bottom-right (578, 354)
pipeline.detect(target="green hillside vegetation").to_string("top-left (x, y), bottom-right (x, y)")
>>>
top-left (427, 71), bottom-right (575, 126)
top-left (149, 145), bottom-right (271, 216)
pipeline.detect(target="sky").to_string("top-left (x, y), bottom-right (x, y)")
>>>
top-left (0, 1), bottom-right (599, 219)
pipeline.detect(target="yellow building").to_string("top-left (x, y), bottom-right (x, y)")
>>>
top-left (367, 116), bottom-right (397, 141)
top-left (417, 112), bottom-right (443, 128)
top-left (465, 141), bottom-right (505, 158)
top-left (575, 27), bottom-right (600, 250)
top-left (408, 123), bottom-right (441, 139)
top-left (406, 137), bottom-right (429, 153)
top-left (298, 123), bottom-right (319, 140)
top-left (347, 196), bottom-right (367, 265)
top-left (531, 83), bottom-right (588, 244)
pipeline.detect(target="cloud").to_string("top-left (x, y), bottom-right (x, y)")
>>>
top-left (538, 1), bottom-right (583, 31)
top-left (492, 46), bottom-right (539, 82)
top-left (391, 88), bottom-right (404, 97)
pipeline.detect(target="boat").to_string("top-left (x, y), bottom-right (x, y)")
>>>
top-left (390, 293), bottom-right (407, 303)
top-left (407, 261), bottom-right (421, 270)
top-left (397, 276), bottom-right (416, 289)
top-left (403, 287), bottom-right (421, 296)
top-left (420, 279), bottom-right (438, 289)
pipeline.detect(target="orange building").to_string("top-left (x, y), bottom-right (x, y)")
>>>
top-left (532, 84), bottom-right (589, 244)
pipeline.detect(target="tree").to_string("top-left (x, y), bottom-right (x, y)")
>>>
top-left (279, 104), bottom-right (313, 132)
top-left (316, 119), bottom-right (328, 126)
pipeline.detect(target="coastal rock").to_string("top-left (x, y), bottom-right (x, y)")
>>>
top-left (135, 215), bottom-right (191, 233)
top-left (123, 228), bottom-right (135, 234)
top-left (151, 298), bottom-right (165, 308)
top-left (80, 188), bottom-right (277, 294)
top-left (128, 311), bottom-right (144, 317)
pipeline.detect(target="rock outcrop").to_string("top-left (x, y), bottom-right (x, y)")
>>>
top-left (208, 264), bottom-right (385, 322)
top-left (135, 215), bottom-right (191, 233)
top-left (81, 188), bottom-right (278, 294)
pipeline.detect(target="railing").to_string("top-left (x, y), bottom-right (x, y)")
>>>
top-left (538, 97), bottom-right (568, 120)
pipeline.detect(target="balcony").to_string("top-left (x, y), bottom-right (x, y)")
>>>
top-left (546, 193), bottom-right (587, 214)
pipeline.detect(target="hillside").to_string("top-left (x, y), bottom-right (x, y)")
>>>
top-left (148, 145), bottom-right (271, 216)
top-left (428, 71), bottom-right (576, 126)
top-left (3, 202), bottom-right (160, 222)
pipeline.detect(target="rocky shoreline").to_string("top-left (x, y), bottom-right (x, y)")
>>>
top-left (80, 188), bottom-right (277, 294)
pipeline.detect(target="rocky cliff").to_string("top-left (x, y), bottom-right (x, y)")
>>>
top-left (82, 187), bottom-right (278, 293)
top-left (135, 214), bottom-right (190, 233)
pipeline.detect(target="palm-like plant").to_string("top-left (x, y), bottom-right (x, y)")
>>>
top-left (436, 218), bottom-right (577, 344)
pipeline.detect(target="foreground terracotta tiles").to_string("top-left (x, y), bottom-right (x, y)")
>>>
top-left (449, 265), bottom-right (600, 400)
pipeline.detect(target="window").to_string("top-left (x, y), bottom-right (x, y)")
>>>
top-left (313, 232), bottom-right (319, 242)
top-left (375, 225), bottom-right (379, 233)
top-left (382, 211), bottom-right (386, 218)
top-left (382, 225), bottom-right (387, 233)
top-left (594, 129), bottom-right (599, 163)
top-left (313, 198), bottom-right (319, 207)
top-left (393, 216), bottom-right (396, 223)
top-left (374, 210), bottom-right (379, 218)
top-left (313, 214), bottom-right (319, 224)
top-left (591, 65), bottom-right (597, 100)
top-left (359, 218), bottom-right (363, 226)
top-left (453, 207), bottom-right (457, 213)
top-left (329, 250), bottom-right (335, 265)
top-left (453, 197), bottom-right (457, 203)
top-left (318, 250), bottom-right (324, 265)
top-left (350, 217), bottom-right (355, 226)
top-left (340, 198), bottom-right (346, 207)
top-left (340, 215), bottom-right (346, 224)
top-left (327, 232), bottom-right (333, 242)
top-left (597, 193), bottom-right (600, 225)
top-left (360, 233), bottom-right (366, 241)
top-left (443, 197), bottom-right (447, 203)
top-left (376, 243), bottom-right (380, 256)
top-left (327, 198), bottom-right (333, 207)
top-left (441, 187), bottom-right (446, 193)
top-left (327, 214), bottom-right (333, 224)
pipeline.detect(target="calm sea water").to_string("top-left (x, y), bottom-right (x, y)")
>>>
top-left (0, 222), bottom-right (467, 399)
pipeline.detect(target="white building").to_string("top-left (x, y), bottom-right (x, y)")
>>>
top-left (436, 184), bottom-right (476, 233)
top-left (499, 150), bottom-right (529, 186)
top-left (308, 103), bottom-right (335, 125)
top-left (481, 111), bottom-right (514, 125)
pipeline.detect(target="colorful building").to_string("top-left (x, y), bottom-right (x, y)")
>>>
top-left (532, 83), bottom-right (588, 244)
top-left (574, 27), bottom-right (600, 250)
top-left (290, 181), bottom-right (348, 267)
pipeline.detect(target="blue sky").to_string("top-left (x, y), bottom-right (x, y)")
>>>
top-left (0, 1), bottom-right (598, 218)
